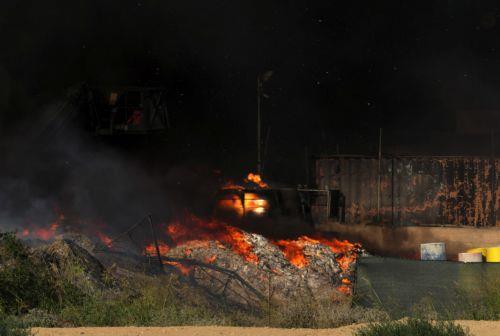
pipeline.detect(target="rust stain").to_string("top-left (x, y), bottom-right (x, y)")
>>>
top-left (317, 156), bottom-right (498, 227)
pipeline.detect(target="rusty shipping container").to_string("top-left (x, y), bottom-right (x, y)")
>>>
top-left (315, 156), bottom-right (500, 227)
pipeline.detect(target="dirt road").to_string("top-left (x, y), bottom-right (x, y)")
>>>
top-left (33, 321), bottom-right (500, 336)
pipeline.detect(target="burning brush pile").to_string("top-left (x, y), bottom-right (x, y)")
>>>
top-left (145, 214), bottom-right (360, 308)
top-left (7, 172), bottom-right (360, 312)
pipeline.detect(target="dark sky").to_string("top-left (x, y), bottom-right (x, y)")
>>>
top-left (3, 1), bottom-right (500, 227)
top-left (2, 1), bottom-right (500, 146)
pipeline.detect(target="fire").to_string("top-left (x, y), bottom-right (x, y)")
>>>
top-left (97, 232), bottom-right (113, 248)
top-left (274, 238), bottom-right (310, 268)
top-left (20, 212), bottom-right (65, 240)
top-left (145, 241), bottom-right (171, 256)
top-left (337, 284), bottom-right (351, 295)
top-left (145, 214), bottom-right (259, 264)
top-left (308, 237), bottom-right (359, 272)
top-left (226, 226), bottom-right (259, 263)
top-left (215, 193), bottom-right (244, 216)
top-left (273, 235), bottom-right (359, 271)
top-left (245, 173), bottom-right (268, 188)
top-left (163, 261), bottom-right (192, 276)
top-left (144, 214), bottom-right (359, 278)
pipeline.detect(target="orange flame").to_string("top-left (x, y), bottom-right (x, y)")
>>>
top-left (274, 238), bottom-right (309, 267)
top-left (97, 232), bottom-right (113, 248)
top-left (143, 214), bottom-right (359, 296)
top-left (245, 173), bottom-right (268, 188)
top-left (163, 261), bottom-right (192, 276)
top-left (145, 214), bottom-right (259, 264)
top-left (22, 212), bottom-right (64, 240)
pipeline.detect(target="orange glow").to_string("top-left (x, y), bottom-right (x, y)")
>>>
top-left (245, 173), bottom-right (268, 188)
top-left (20, 210), bottom-right (66, 241)
top-left (205, 255), bottom-right (217, 263)
top-left (274, 238), bottom-right (309, 268)
top-left (243, 193), bottom-right (269, 214)
top-left (145, 242), bottom-right (170, 256)
top-left (216, 194), bottom-right (244, 216)
top-left (226, 226), bottom-right (259, 263)
top-left (337, 284), bottom-right (351, 295)
top-left (144, 214), bottom-right (259, 264)
top-left (163, 261), bottom-right (192, 276)
top-left (142, 213), bottom-right (359, 296)
top-left (97, 232), bottom-right (113, 248)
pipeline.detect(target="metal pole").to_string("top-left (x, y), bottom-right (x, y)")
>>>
top-left (391, 157), bottom-right (395, 226)
top-left (262, 127), bottom-right (271, 174)
top-left (305, 146), bottom-right (310, 187)
top-left (377, 128), bottom-right (382, 222)
top-left (148, 214), bottom-right (164, 272)
top-left (257, 74), bottom-right (262, 175)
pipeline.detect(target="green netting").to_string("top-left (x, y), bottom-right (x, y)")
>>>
top-left (355, 256), bottom-right (500, 316)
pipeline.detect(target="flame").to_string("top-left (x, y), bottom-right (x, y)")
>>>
top-left (337, 284), bottom-right (351, 295)
top-left (215, 192), bottom-right (270, 218)
top-left (216, 194), bottom-right (244, 216)
top-left (163, 261), bottom-right (192, 276)
top-left (145, 215), bottom-right (359, 272)
top-left (145, 214), bottom-right (259, 264)
top-left (245, 173), bottom-right (268, 188)
top-left (21, 212), bottom-right (65, 240)
top-left (274, 238), bottom-right (309, 267)
top-left (145, 242), bottom-right (171, 256)
top-left (273, 236), bottom-right (359, 271)
top-left (143, 213), bottom-right (359, 296)
top-left (97, 232), bottom-right (113, 248)
top-left (308, 237), bottom-right (359, 272)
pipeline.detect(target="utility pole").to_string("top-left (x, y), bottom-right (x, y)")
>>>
top-left (377, 128), bottom-right (382, 223)
top-left (256, 71), bottom-right (273, 175)
top-left (257, 74), bottom-right (262, 175)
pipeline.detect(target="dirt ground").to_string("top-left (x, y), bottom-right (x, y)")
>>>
top-left (33, 320), bottom-right (500, 336)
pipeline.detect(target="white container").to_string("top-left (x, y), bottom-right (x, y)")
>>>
top-left (458, 252), bottom-right (483, 263)
top-left (420, 242), bottom-right (446, 261)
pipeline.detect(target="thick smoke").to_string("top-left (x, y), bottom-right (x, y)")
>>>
top-left (0, 100), bottom-right (219, 236)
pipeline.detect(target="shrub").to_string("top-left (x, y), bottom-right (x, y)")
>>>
top-left (0, 233), bottom-right (58, 313)
top-left (58, 274), bottom-right (236, 326)
top-left (270, 295), bottom-right (388, 329)
top-left (355, 319), bottom-right (470, 336)
top-left (0, 314), bottom-right (31, 336)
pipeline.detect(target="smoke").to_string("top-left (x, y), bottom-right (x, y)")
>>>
top-left (0, 100), bottom-right (220, 235)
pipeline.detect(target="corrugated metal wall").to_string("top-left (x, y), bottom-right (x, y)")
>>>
top-left (315, 156), bottom-right (499, 227)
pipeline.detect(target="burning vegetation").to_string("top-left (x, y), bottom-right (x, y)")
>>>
top-left (10, 172), bottom-right (360, 314)
top-left (143, 213), bottom-right (359, 303)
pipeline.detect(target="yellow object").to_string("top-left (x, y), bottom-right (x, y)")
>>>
top-left (486, 247), bottom-right (500, 262)
top-left (466, 247), bottom-right (487, 257)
